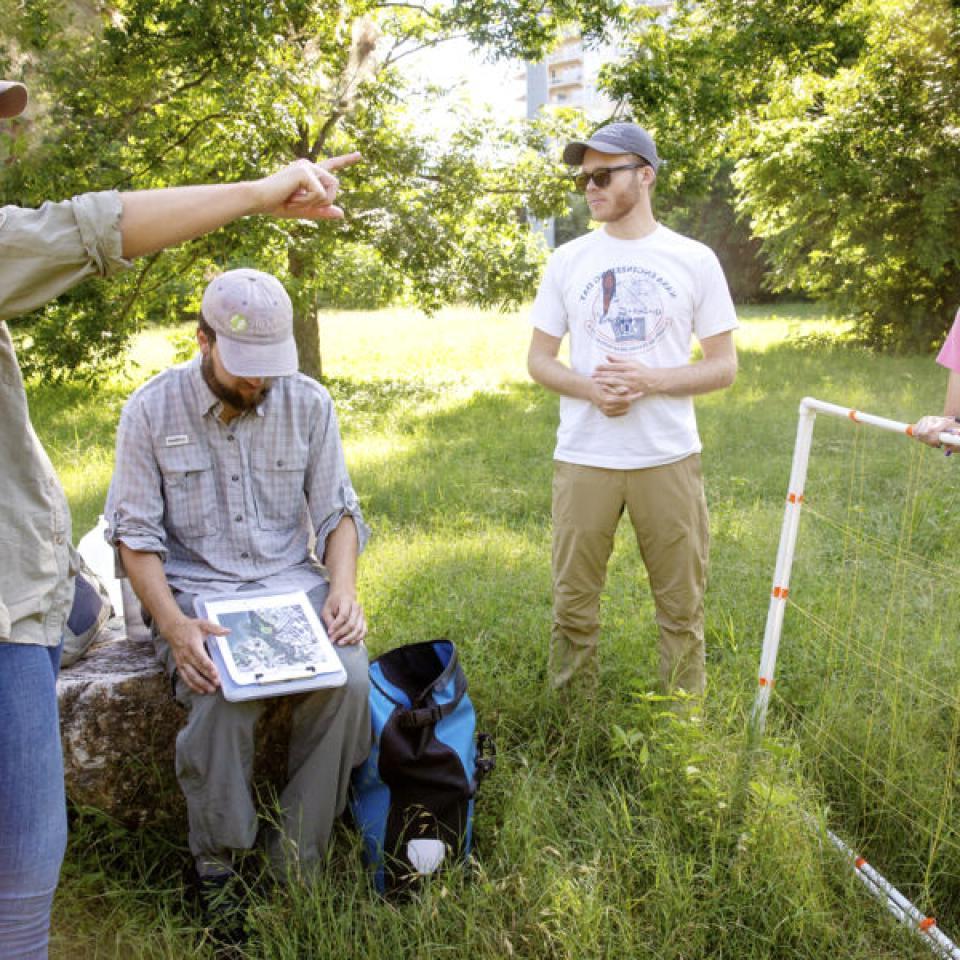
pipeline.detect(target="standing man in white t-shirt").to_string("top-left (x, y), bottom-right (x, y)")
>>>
top-left (527, 122), bottom-right (738, 696)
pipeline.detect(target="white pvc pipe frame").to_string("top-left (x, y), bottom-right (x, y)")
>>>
top-left (826, 828), bottom-right (960, 960)
top-left (750, 396), bottom-right (960, 959)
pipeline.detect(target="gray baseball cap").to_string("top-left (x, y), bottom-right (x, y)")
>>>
top-left (0, 81), bottom-right (27, 119)
top-left (200, 268), bottom-right (298, 377)
top-left (563, 122), bottom-right (661, 171)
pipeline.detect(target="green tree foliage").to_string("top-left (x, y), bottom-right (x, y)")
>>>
top-left (0, 0), bottom-right (621, 380)
top-left (602, 1), bottom-right (780, 303)
top-left (606, 0), bottom-right (960, 348)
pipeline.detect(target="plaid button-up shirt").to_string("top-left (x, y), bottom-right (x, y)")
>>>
top-left (106, 356), bottom-right (368, 599)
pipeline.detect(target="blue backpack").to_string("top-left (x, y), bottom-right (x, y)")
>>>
top-left (350, 639), bottom-right (495, 895)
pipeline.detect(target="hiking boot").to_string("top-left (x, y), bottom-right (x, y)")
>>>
top-left (190, 868), bottom-right (249, 949)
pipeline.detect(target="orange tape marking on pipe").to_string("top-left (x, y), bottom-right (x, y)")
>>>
top-left (919, 918), bottom-right (937, 932)
top-left (848, 410), bottom-right (860, 422)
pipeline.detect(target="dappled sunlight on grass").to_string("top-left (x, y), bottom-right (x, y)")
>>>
top-left (344, 382), bottom-right (554, 533)
top-left (319, 304), bottom-right (532, 385)
top-left (30, 381), bottom-right (130, 534)
top-left (123, 326), bottom-right (186, 382)
top-left (735, 303), bottom-right (852, 354)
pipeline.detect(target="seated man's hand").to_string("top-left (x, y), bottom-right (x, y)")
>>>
top-left (322, 588), bottom-right (367, 646)
top-left (162, 616), bottom-right (226, 694)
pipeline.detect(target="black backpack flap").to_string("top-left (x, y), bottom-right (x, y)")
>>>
top-left (372, 639), bottom-right (467, 727)
top-left (374, 638), bottom-right (461, 702)
top-left (378, 708), bottom-right (476, 801)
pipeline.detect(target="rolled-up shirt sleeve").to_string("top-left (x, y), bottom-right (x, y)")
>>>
top-left (0, 191), bottom-right (131, 322)
top-left (306, 397), bottom-right (370, 562)
top-left (104, 398), bottom-right (170, 562)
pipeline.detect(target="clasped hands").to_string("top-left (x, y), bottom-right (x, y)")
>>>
top-left (590, 355), bottom-right (661, 417)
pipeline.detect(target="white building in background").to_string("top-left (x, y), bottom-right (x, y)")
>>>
top-left (522, 1), bottom-right (673, 119)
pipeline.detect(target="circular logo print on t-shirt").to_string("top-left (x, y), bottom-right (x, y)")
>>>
top-left (582, 267), bottom-right (670, 354)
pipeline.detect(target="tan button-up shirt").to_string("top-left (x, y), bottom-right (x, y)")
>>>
top-left (0, 191), bottom-right (130, 645)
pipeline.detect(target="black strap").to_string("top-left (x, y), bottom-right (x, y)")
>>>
top-left (397, 698), bottom-right (456, 729)
top-left (475, 732), bottom-right (496, 780)
top-left (394, 666), bottom-right (468, 728)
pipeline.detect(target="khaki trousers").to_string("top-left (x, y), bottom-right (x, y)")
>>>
top-left (550, 455), bottom-right (710, 694)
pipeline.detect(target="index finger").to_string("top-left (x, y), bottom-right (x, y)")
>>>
top-left (320, 151), bottom-right (363, 173)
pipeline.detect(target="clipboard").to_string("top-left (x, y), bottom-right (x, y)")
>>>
top-left (194, 589), bottom-right (347, 702)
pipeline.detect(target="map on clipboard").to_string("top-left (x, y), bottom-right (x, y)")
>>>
top-left (195, 589), bottom-right (347, 701)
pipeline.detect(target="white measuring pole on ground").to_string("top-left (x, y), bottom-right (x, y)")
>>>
top-left (825, 828), bottom-right (960, 960)
top-left (750, 396), bottom-right (960, 959)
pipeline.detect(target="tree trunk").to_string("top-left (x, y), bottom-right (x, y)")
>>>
top-left (293, 300), bottom-right (322, 381)
top-left (288, 250), bottom-right (322, 380)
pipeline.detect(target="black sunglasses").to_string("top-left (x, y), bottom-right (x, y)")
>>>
top-left (573, 161), bottom-right (647, 192)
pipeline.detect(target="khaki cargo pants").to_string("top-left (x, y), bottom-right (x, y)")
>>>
top-left (549, 455), bottom-right (710, 695)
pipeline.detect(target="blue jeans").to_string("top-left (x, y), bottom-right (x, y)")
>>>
top-left (0, 640), bottom-right (67, 959)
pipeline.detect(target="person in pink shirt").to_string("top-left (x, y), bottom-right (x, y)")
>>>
top-left (915, 309), bottom-right (960, 448)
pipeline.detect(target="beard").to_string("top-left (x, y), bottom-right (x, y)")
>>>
top-left (201, 352), bottom-right (272, 411)
top-left (587, 179), bottom-right (644, 223)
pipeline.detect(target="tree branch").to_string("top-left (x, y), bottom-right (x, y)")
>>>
top-left (110, 111), bottom-right (232, 189)
top-left (380, 32), bottom-right (472, 69)
top-left (115, 252), bottom-right (162, 327)
top-left (113, 64), bottom-right (219, 124)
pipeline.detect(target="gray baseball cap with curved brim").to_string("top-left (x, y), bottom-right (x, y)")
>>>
top-left (0, 81), bottom-right (27, 119)
top-left (201, 268), bottom-right (298, 378)
top-left (563, 122), bottom-right (661, 171)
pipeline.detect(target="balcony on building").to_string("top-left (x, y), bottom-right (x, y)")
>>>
top-left (548, 67), bottom-right (584, 89)
top-left (547, 42), bottom-right (583, 69)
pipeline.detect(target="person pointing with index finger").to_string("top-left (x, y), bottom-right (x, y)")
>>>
top-left (0, 77), bottom-right (362, 958)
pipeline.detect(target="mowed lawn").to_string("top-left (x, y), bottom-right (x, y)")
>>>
top-left (31, 301), bottom-right (960, 959)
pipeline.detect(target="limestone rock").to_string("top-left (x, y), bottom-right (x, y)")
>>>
top-left (57, 583), bottom-right (292, 828)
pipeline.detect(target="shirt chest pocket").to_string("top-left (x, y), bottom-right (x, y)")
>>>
top-left (156, 445), bottom-right (219, 540)
top-left (250, 448), bottom-right (308, 531)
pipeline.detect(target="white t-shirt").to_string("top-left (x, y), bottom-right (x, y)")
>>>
top-left (530, 224), bottom-right (738, 469)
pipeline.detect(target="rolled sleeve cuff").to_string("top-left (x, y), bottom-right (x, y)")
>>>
top-left (107, 521), bottom-right (168, 572)
top-left (314, 483), bottom-right (370, 559)
top-left (71, 191), bottom-right (131, 278)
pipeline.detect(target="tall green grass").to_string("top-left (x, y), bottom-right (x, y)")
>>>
top-left (37, 302), bottom-right (957, 958)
